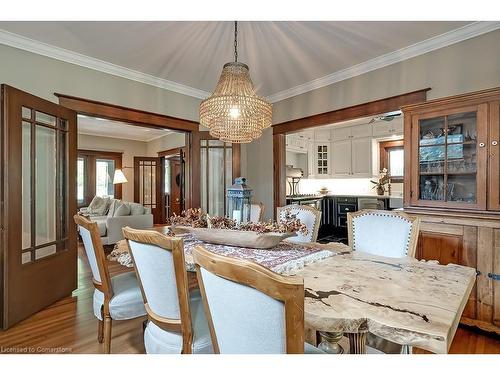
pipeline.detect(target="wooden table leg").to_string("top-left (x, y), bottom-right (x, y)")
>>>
top-left (346, 332), bottom-right (367, 354)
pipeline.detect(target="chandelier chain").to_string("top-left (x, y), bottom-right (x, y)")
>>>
top-left (234, 21), bottom-right (238, 62)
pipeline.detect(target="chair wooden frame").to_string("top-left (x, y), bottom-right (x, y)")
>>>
top-left (122, 227), bottom-right (194, 354)
top-left (74, 214), bottom-right (114, 353)
top-left (347, 209), bottom-right (421, 258)
top-left (251, 202), bottom-right (265, 222)
top-left (276, 204), bottom-right (322, 243)
top-left (192, 245), bottom-right (305, 354)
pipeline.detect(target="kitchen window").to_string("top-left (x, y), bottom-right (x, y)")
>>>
top-left (379, 140), bottom-right (404, 183)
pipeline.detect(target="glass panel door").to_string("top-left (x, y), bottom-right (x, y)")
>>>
top-left (201, 139), bottom-right (234, 217)
top-left (1, 85), bottom-right (77, 329)
top-left (414, 105), bottom-right (487, 209)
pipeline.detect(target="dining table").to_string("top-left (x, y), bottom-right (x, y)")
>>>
top-left (110, 225), bottom-right (476, 354)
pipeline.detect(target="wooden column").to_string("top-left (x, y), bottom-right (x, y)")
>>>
top-left (273, 133), bottom-right (286, 219)
top-left (187, 130), bottom-right (201, 209)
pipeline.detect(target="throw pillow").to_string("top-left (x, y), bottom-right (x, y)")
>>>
top-left (113, 203), bottom-right (131, 217)
top-left (107, 199), bottom-right (120, 218)
top-left (129, 203), bottom-right (145, 216)
top-left (88, 196), bottom-right (110, 216)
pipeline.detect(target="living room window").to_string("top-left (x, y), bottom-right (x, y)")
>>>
top-left (77, 150), bottom-right (122, 207)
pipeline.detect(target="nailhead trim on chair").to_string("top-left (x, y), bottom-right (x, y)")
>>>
top-left (352, 212), bottom-right (413, 255)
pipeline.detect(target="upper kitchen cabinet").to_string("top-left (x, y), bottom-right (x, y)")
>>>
top-left (315, 128), bottom-right (332, 141)
top-left (285, 133), bottom-right (308, 153)
top-left (402, 87), bottom-right (500, 212)
top-left (372, 118), bottom-right (404, 137)
top-left (332, 123), bottom-right (372, 140)
top-left (332, 136), bottom-right (372, 177)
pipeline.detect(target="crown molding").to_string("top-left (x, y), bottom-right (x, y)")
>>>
top-left (1, 22), bottom-right (498, 104)
top-left (266, 21), bottom-right (500, 103)
top-left (0, 29), bottom-right (210, 100)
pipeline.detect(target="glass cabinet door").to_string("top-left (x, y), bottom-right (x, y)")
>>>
top-left (412, 105), bottom-right (487, 209)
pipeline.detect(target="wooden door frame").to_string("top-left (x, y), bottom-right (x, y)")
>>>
top-left (1, 85), bottom-right (78, 329)
top-left (272, 88), bottom-right (431, 215)
top-left (55, 93), bottom-right (201, 209)
top-left (77, 149), bottom-right (123, 207)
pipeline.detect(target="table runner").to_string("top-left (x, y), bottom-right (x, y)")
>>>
top-left (108, 233), bottom-right (350, 275)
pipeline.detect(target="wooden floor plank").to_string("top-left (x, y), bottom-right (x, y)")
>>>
top-left (0, 243), bottom-right (499, 354)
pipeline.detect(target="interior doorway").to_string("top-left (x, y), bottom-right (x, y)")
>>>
top-left (159, 147), bottom-right (185, 220)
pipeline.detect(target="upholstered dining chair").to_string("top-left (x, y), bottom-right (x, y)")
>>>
top-left (122, 227), bottom-right (212, 354)
top-left (277, 204), bottom-right (321, 243)
top-left (249, 202), bottom-right (265, 222)
top-left (74, 215), bottom-right (146, 354)
top-left (347, 209), bottom-right (420, 258)
top-left (192, 245), bottom-right (323, 354)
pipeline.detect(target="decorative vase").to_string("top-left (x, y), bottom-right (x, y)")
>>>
top-left (376, 186), bottom-right (385, 196)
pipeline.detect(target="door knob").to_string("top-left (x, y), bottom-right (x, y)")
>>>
top-left (479, 142), bottom-right (485, 148)
top-left (492, 140), bottom-right (498, 146)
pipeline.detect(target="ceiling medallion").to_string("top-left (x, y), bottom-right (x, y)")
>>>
top-left (199, 21), bottom-right (272, 143)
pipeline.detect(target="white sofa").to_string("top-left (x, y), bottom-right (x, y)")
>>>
top-left (79, 198), bottom-right (154, 245)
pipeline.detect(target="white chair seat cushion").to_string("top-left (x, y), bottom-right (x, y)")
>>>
top-left (305, 343), bottom-right (325, 354)
top-left (93, 272), bottom-right (146, 320)
top-left (144, 290), bottom-right (213, 354)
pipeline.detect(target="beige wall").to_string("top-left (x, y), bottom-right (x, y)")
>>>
top-left (146, 132), bottom-right (186, 156)
top-left (78, 134), bottom-right (148, 202)
top-left (245, 30), bottom-right (500, 219)
top-left (0, 44), bottom-right (201, 121)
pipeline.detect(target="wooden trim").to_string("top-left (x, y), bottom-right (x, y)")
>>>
top-left (489, 101), bottom-right (500, 211)
top-left (158, 147), bottom-right (185, 158)
top-left (55, 93), bottom-right (198, 132)
top-left (192, 245), bottom-right (305, 354)
top-left (273, 133), bottom-right (286, 218)
top-left (379, 140), bottom-right (404, 183)
top-left (122, 227), bottom-right (194, 353)
top-left (272, 88), bottom-right (430, 135)
top-left (347, 209), bottom-right (420, 258)
top-left (78, 149), bottom-right (123, 204)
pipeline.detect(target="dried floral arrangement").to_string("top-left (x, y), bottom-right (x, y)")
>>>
top-left (167, 208), bottom-right (207, 228)
top-left (208, 215), bottom-right (237, 230)
top-left (168, 208), bottom-right (308, 235)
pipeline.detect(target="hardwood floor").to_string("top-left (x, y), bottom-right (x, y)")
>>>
top-left (0, 243), bottom-right (499, 354)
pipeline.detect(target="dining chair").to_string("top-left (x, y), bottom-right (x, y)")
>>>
top-left (122, 227), bottom-right (212, 354)
top-left (347, 209), bottom-right (420, 258)
top-left (249, 202), bottom-right (265, 222)
top-left (276, 204), bottom-right (321, 243)
top-left (192, 245), bottom-right (323, 354)
top-left (74, 215), bottom-right (146, 354)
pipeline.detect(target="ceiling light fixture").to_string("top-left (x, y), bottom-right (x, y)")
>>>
top-left (199, 21), bottom-right (272, 143)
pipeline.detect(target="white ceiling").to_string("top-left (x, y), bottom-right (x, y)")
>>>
top-left (78, 115), bottom-right (171, 142)
top-left (0, 21), bottom-right (493, 101)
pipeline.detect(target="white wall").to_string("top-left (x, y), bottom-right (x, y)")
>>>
top-left (245, 30), bottom-right (500, 218)
top-left (77, 134), bottom-right (148, 202)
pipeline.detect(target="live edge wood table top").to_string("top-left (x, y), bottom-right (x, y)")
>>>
top-left (117, 226), bottom-right (476, 354)
top-left (294, 252), bottom-right (476, 354)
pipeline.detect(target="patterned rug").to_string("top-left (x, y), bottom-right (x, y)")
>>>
top-left (108, 234), bottom-right (349, 275)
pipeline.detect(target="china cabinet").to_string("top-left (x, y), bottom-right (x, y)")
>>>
top-left (402, 87), bottom-right (500, 334)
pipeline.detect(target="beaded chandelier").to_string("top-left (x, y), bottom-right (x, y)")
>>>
top-left (199, 22), bottom-right (272, 143)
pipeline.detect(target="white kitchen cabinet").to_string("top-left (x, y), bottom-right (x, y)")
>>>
top-left (351, 137), bottom-right (372, 176)
top-left (350, 123), bottom-right (373, 138)
top-left (314, 128), bottom-right (332, 141)
top-left (314, 142), bottom-right (331, 177)
top-left (332, 123), bottom-right (372, 141)
top-left (331, 126), bottom-right (351, 141)
top-left (372, 119), bottom-right (404, 137)
top-left (286, 134), bottom-right (308, 153)
top-left (332, 139), bottom-right (352, 176)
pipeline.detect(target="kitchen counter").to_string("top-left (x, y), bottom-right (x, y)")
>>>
top-left (321, 193), bottom-right (403, 199)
